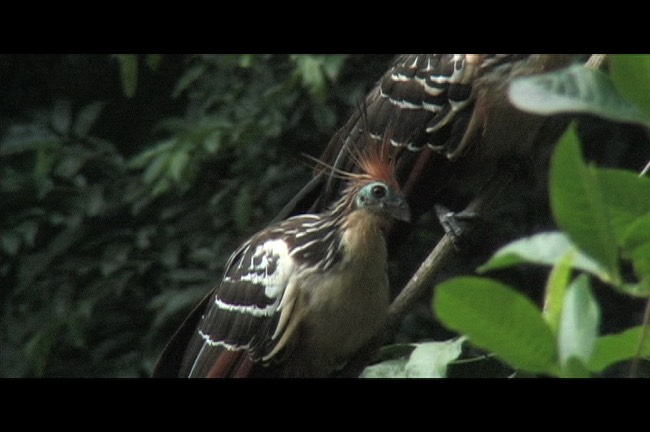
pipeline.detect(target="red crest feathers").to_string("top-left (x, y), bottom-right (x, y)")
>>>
top-left (305, 135), bottom-right (401, 193)
top-left (350, 135), bottom-right (400, 190)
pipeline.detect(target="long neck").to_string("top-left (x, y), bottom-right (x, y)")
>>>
top-left (339, 208), bottom-right (388, 265)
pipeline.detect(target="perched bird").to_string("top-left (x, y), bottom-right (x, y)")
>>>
top-left (154, 140), bottom-right (410, 378)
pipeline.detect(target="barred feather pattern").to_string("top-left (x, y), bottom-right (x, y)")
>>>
top-left (178, 176), bottom-right (396, 377)
top-left (301, 54), bottom-right (578, 221)
top-left (327, 55), bottom-right (526, 162)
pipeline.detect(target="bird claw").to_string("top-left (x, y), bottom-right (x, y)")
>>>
top-left (434, 204), bottom-right (481, 250)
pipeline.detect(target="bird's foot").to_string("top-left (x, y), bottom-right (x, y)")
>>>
top-left (434, 204), bottom-right (481, 250)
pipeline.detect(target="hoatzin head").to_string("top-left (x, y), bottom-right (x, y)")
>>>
top-left (314, 135), bottom-right (410, 226)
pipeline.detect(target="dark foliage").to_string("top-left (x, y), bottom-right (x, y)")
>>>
top-left (2, 54), bottom-right (646, 378)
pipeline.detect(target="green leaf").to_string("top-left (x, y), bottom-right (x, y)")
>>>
top-left (238, 54), bottom-right (255, 68)
top-left (100, 243), bottom-right (131, 276)
top-left (478, 231), bottom-right (608, 281)
top-left (550, 125), bottom-right (621, 284)
top-left (404, 338), bottom-right (465, 378)
top-left (361, 339), bottom-right (465, 378)
top-left (543, 251), bottom-right (574, 335)
top-left (128, 139), bottom-right (175, 170)
top-left (558, 275), bottom-right (600, 375)
top-left (588, 326), bottom-right (650, 372)
top-left (169, 150), bottom-right (190, 183)
top-left (143, 152), bottom-right (170, 185)
top-left (54, 154), bottom-right (85, 179)
top-left (321, 55), bottom-right (348, 80)
top-left (188, 247), bottom-right (217, 264)
top-left (17, 222), bottom-right (82, 293)
top-left (172, 63), bottom-right (207, 98)
top-left (114, 54), bottom-right (139, 98)
top-left (85, 186), bottom-right (105, 217)
top-left (73, 101), bottom-right (105, 138)
top-left (622, 214), bottom-right (650, 297)
top-left (509, 63), bottom-right (650, 127)
top-left (202, 129), bottom-right (223, 153)
top-left (145, 54), bottom-right (163, 71)
top-left (51, 100), bottom-right (72, 134)
top-left (151, 177), bottom-right (172, 197)
top-left (15, 220), bottom-right (39, 248)
top-left (595, 168), bottom-right (650, 245)
top-left (434, 277), bottom-right (557, 374)
top-left (293, 55), bottom-right (326, 101)
top-left (359, 358), bottom-right (409, 378)
top-left (24, 322), bottom-right (65, 377)
top-left (1, 231), bottom-right (21, 256)
top-left (609, 54), bottom-right (650, 118)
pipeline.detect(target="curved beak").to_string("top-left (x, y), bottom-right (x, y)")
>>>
top-left (384, 196), bottom-right (411, 223)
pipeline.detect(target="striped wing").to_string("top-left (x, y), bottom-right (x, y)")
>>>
top-left (288, 54), bottom-right (528, 218)
top-left (178, 214), bottom-right (340, 377)
top-left (327, 55), bottom-right (525, 162)
top-left (178, 234), bottom-right (297, 377)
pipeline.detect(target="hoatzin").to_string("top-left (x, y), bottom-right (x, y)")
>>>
top-left (153, 54), bottom-right (581, 378)
top-left (161, 141), bottom-right (409, 378)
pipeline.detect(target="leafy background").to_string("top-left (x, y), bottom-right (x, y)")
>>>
top-left (1, 54), bottom-right (648, 378)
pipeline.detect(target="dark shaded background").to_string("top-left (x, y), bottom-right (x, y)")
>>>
top-left (1, 54), bottom-right (647, 377)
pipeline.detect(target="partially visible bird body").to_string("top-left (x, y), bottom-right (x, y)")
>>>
top-left (165, 142), bottom-right (409, 378)
top-left (300, 54), bottom-right (579, 223)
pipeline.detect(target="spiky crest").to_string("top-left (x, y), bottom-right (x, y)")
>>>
top-left (306, 129), bottom-right (400, 193)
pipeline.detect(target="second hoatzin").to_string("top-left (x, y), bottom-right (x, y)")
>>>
top-left (153, 54), bottom-right (581, 378)
top-left (277, 54), bottom-right (580, 231)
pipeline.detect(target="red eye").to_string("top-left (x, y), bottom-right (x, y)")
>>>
top-left (372, 184), bottom-right (387, 198)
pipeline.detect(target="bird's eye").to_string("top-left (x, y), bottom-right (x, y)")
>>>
top-left (371, 184), bottom-right (387, 198)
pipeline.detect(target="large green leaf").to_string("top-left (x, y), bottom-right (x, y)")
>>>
top-left (434, 277), bottom-right (557, 374)
top-left (558, 275), bottom-right (600, 376)
top-left (609, 54), bottom-right (650, 118)
top-left (550, 125), bottom-right (621, 284)
top-left (509, 63), bottom-right (650, 126)
top-left (478, 231), bottom-right (609, 282)
top-left (588, 326), bottom-right (650, 372)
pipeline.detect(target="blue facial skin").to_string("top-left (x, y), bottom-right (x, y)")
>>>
top-left (356, 182), bottom-right (410, 222)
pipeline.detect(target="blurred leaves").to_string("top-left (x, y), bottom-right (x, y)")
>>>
top-left (114, 54), bottom-right (139, 98)
top-left (114, 54), bottom-right (165, 98)
top-left (1, 54), bottom-right (391, 377)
